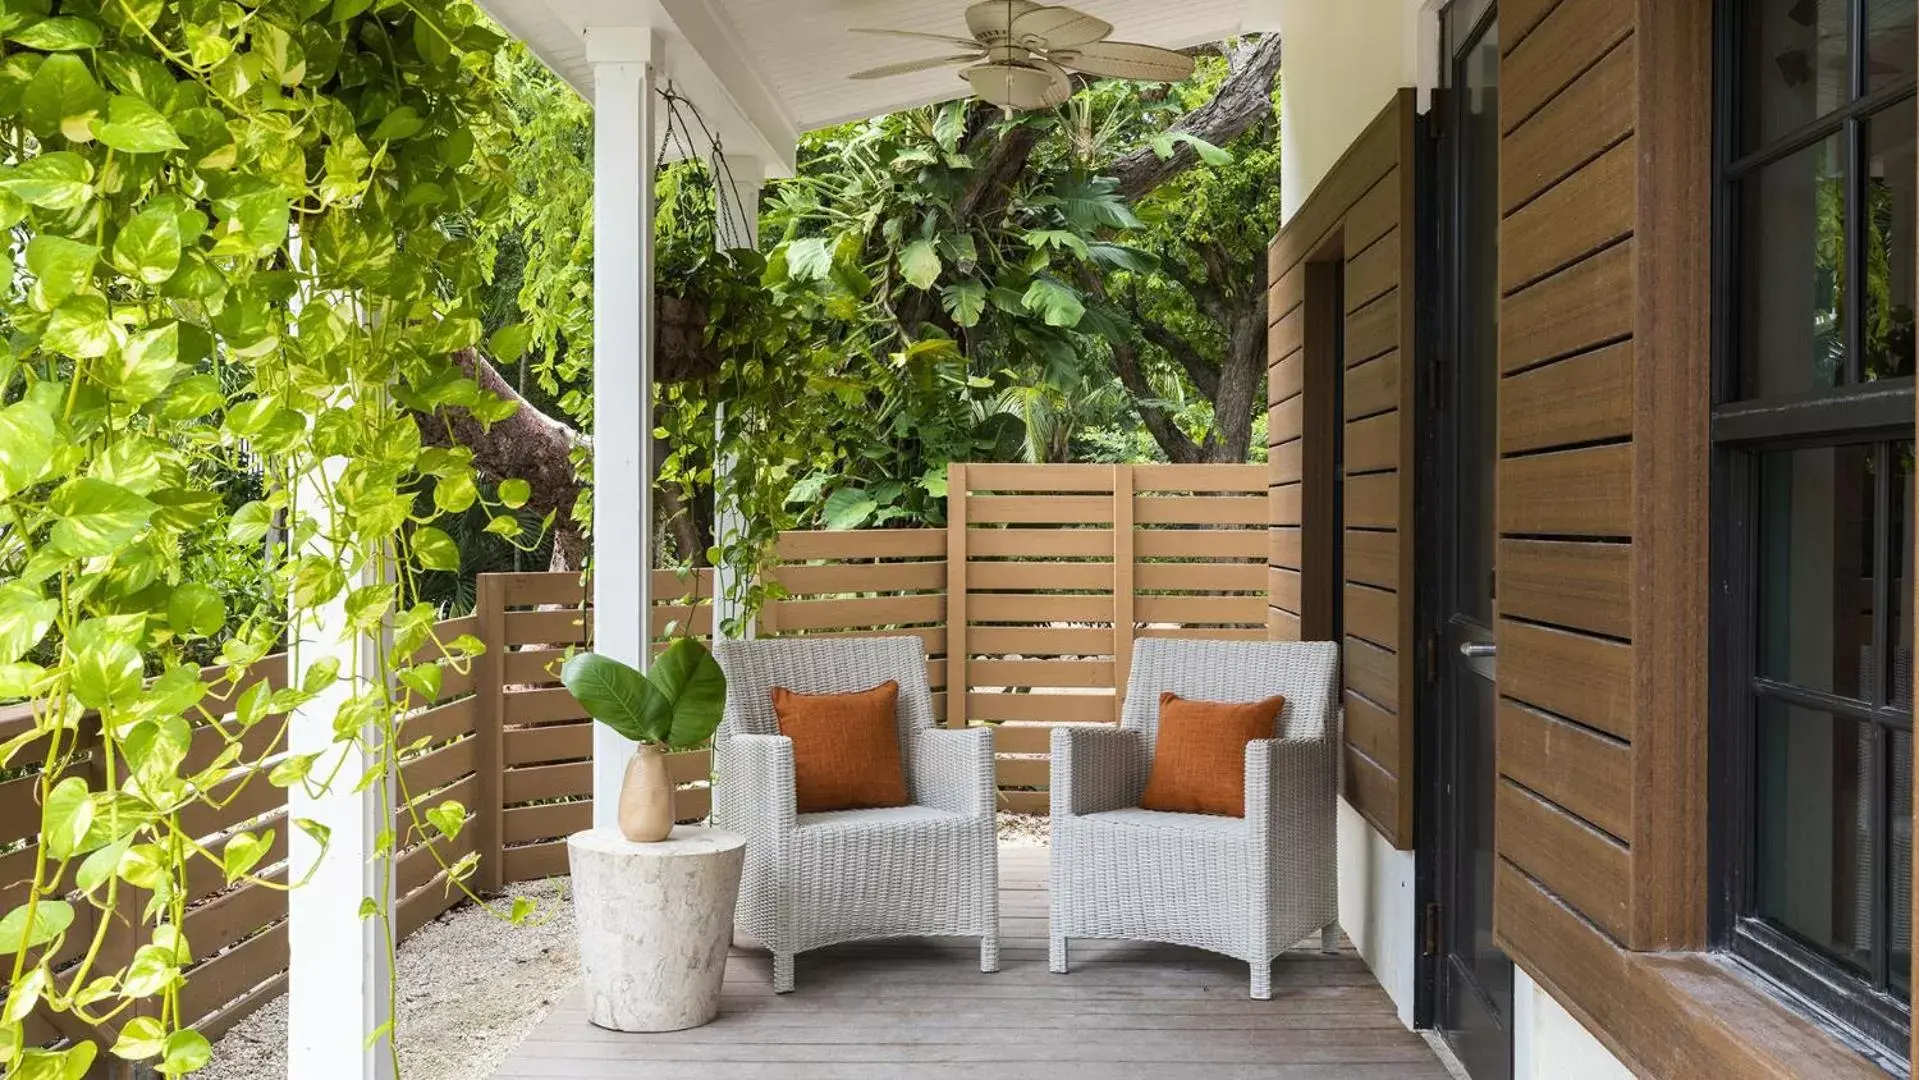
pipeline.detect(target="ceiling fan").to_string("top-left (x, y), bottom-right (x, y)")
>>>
top-left (848, 1), bottom-right (1197, 114)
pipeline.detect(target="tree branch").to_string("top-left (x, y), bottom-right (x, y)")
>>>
top-left (1201, 303), bottom-right (1266, 462)
top-left (1108, 337), bottom-right (1204, 464)
top-left (1130, 307), bottom-right (1221, 400)
top-left (423, 349), bottom-right (591, 570)
top-left (956, 111), bottom-right (1046, 222)
top-left (425, 349), bottom-right (585, 530)
top-left (1110, 35), bottom-right (1283, 201)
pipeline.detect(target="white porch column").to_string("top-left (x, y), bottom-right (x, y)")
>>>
top-left (589, 27), bottom-right (663, 828)
top-left (287, 475), bottom-right (393, 1080)
top-left (712, 154), bottom-right (762, 639)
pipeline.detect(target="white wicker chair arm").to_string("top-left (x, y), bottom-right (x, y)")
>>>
top-left (1244, 734), bottom-right (1337, 843)
top-left (1050, 725), bottom-right (1145, 818)
top-left (908, 726), bottom-right (994, 817)
top-left (714, 733), bottom-right (798, 842)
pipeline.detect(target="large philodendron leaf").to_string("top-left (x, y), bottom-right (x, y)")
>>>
top-left (645, 637), bottom-right (726, 750)
top-left (898, 238), bottom-right (941, 290)
top-left (822, 486), bottom-right (877, 530)
top-left (1019, 276), bottom-right (1085, 328)
top-left (560, 652), bottom-right (667, 743)
top-left (561, 641), bottom-right (728, 749)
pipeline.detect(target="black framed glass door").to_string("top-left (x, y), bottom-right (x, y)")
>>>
top-left (1426, 2), bottom-right (1513, 1077)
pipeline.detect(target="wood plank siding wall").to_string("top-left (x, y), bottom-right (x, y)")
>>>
top-left (1267, 91), bottom-right (1418, 847)
top-left (1263, 3), bottom-right (1904, 1073)
top-left (1492, 0), bottom-right (1643, 959)
top-left (1492, 1), bottom-right (1887, 1075)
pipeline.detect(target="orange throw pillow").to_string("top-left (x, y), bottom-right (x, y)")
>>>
top-left (1140, 691), bottom-right (1286, 817)
top-left (770, 681), bottom-right (910, 813)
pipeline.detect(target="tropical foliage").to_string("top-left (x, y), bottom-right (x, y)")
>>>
top-left (0, 1), bottom-right (532, 1074)
top-left (476, 39), bottom-right (1281, 579)
top-left (0, 2), bottom-right (1286, 1070)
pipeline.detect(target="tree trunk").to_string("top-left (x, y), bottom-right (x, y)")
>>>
top-left (1201, 304), bottom-right (1267, 463)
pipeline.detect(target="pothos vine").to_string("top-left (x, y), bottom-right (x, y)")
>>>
top-left (0, 1), bottom-right (542, 1076)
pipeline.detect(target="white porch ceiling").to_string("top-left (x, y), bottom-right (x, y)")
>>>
top-left (478, 0), bottom-right (1267, 177)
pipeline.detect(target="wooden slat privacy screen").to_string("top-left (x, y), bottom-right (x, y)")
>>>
top-left (479, 568), bottom-right (719, 884)
top-left (0, 624), bottom-right (480, 1050)
top-left (759, 528), bottom-right (950, 722)
top-left (1266, 90), bottom-right (1418, 848)
top-left (949, 463), bottom-right (1269, 811)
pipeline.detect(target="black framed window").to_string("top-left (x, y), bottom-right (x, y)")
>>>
top-left (1715, 0), bottom-right (1918, 1068)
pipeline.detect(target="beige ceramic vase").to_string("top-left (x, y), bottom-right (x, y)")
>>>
top-left (618, 744), bottom-right (673, 843)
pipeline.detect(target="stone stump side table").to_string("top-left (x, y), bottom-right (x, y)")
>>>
top-left (567, 825), bottom-right (746, 1032)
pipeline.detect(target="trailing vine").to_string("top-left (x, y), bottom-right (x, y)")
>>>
top-left (0, 1), bottom-right (533, 1075)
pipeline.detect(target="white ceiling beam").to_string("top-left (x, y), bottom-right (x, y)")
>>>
top-left (656, 0), bottom-right (799, 174)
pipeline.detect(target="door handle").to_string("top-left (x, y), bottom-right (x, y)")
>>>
top-left (1458, 642), bottom-right (1497, 658)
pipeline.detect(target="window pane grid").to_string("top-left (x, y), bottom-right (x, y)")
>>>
top-left (1847, 115), bottom-right (1867, 385)
top-left (1751, 678), bottom-right (1914, 730)
top-left (1726, 84), bottom-right (1919, 179)
top-left (1716, 0), bottom-right (1916, 1060)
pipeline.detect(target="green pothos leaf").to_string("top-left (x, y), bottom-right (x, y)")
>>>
top-left (0, 900), bottom-right (75, 955)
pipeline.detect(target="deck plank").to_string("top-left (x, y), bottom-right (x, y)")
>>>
top-left (491, 847), bottom-right (1446, 1079)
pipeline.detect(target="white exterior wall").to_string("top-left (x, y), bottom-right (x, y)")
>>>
top-left (1267, 0), bottom-right (1435, 222)
top-left (1337, 799), bottom-right (1416, 1028)
top-left (1512, 968), bottom-right (1634, 1080)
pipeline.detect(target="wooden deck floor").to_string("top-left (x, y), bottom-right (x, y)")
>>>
top-left (492, 847), bottom-right (1448, 1080)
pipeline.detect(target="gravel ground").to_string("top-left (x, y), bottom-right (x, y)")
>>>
top-left (202, 877), bottom-right (577, 1080)
top-left (205, 814), bottom-right (1048, 1079)
top-left (996, 811), bottom-right (1048, 847)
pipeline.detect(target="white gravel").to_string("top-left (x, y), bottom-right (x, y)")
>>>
top-left (206, 815), bottom-right (1049, 1079)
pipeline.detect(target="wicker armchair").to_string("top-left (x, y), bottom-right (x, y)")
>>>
top-left (1048, 637), bottom-right (1341, 999)
top-left (712, 636), bottom-right (999, 993)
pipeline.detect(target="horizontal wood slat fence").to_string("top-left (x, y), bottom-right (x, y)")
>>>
top-left (478, 568), bottom-right (717, 885)
top-left (949, 463), bottom-right (1269, 810)
top-left (2, 462), bottom-right (1266, 1058)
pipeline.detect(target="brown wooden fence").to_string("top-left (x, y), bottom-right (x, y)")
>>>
top-left (949, 463), bottom-right (1269, 809)
top-left (473, 568), bottom-right (716, 886)
top-left (760, 528), bottom-right (950, 719)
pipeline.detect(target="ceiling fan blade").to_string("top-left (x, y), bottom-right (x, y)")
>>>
top-left (1011, 6), bottom-right (1113, 50)
top-left (966, 0), bottom-right (1045, 40)
top-left (1028, 56), bottom-right (1077, 106)
top-left (1052, 40), bottom-right (1196, 82)
top-left (850, 27), bottom-right (984, 50)
top-left (850, 54), bottom-right (982, 79)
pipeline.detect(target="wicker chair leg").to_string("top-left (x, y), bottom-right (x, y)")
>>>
top-left (1321, 923), bottom-right (1339, 954)
top-left (1250, 961), bottom-right (1272, 1001)
top-left (1048, 935), bottom-right (1068, 974)
top-left (980, 935), bottom-right (1000, 974)
top-left (772, 952), bottom-right (795, 994)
